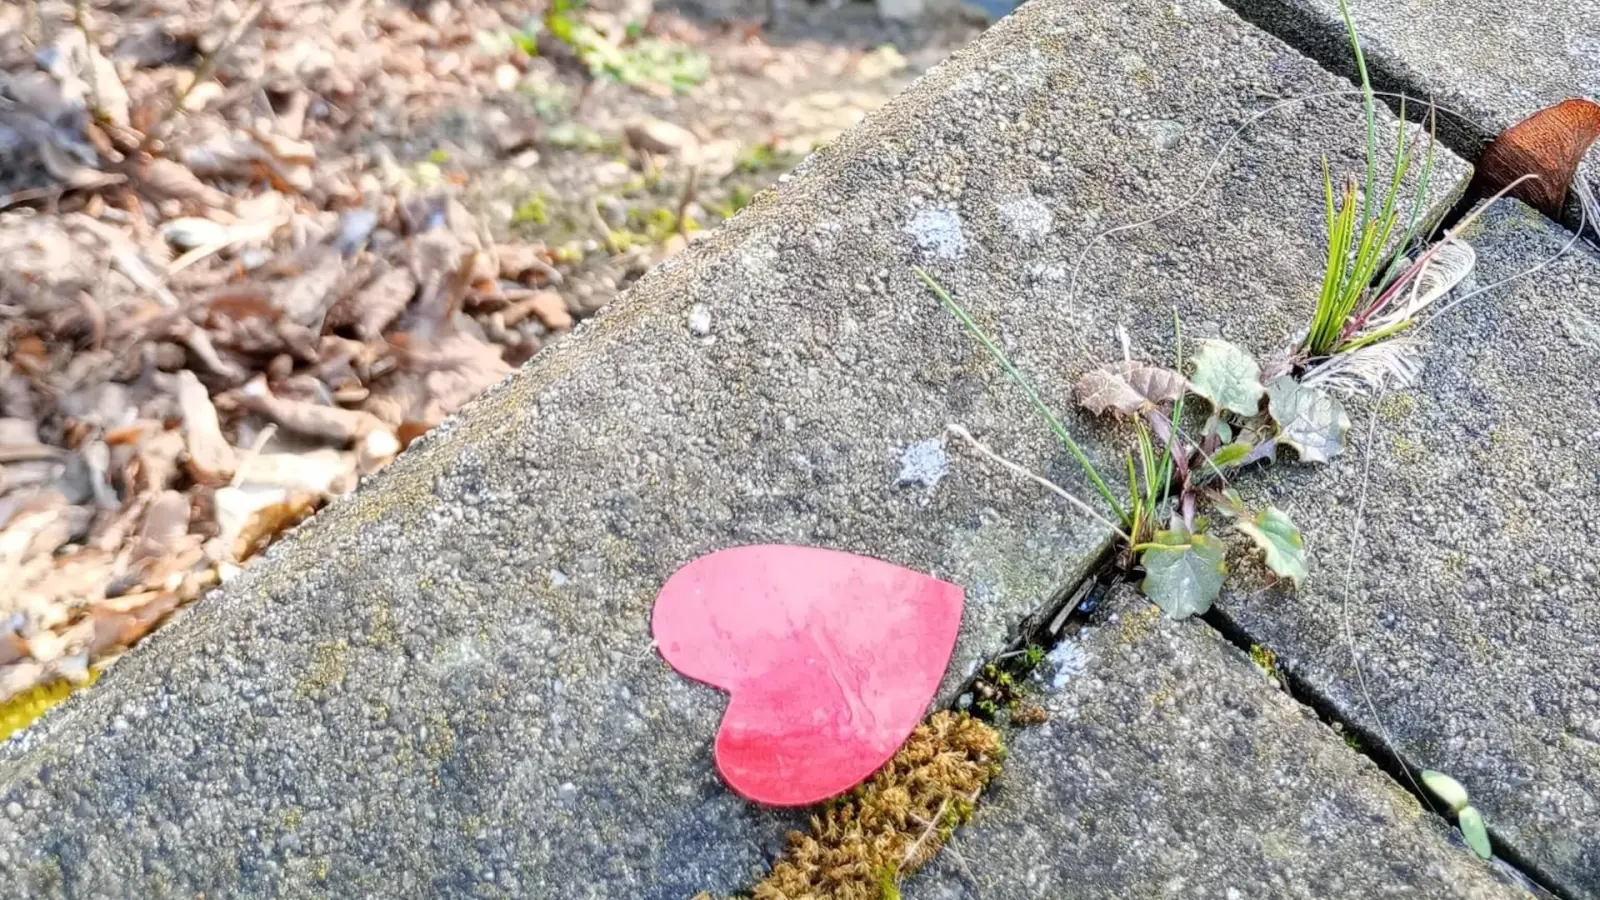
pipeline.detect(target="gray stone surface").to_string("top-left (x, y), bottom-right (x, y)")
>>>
top-left (1231, 0), bottom-right (1599, 231)
top-left (0, 0), bottom-right (1468, 896)
top-left (1215, 202), bottom-right (1600, 895)
top-left (910, 585), bottom-right (1529, 899)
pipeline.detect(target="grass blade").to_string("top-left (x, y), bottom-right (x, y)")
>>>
top-left (915, 266), bottom-right (1129, 524)
top-left (1339, 0), bottom-right (1377, 230)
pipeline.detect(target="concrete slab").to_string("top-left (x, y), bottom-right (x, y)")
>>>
top-left (1214, 201), bottom-right (1600, 895)
top-left (910, 585), bottom-right (1530, 899)
top-left (1229, 0), bottom-right (1600, 232)
top-left (0, 0), bottom-right (1467, 896)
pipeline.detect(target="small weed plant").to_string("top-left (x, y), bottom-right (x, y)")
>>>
top-left (919, 0), bottom-right (1509, 627)
top-left (921, 267), bottom-right (1315, 617)
top-left (921, 0), bottom-right (1507, 859)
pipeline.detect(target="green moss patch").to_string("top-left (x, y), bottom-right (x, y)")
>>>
top-left (746, 711), bottom-right (1004, 900)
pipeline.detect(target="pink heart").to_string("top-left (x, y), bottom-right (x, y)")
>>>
top-left (652, 544), bottom-right (964, 807)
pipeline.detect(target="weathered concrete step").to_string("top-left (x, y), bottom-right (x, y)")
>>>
top-left (1216, 201), bottom-right (1600, 895)
top-left (1229, 0), bottom-right (1599, 232)
top-left (0, 0), bottom-right (1466, 896)
top-left (909, 586), bottom-right (1531, 898)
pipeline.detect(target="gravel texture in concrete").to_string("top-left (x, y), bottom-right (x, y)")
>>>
top-left (0, 0), bottom-right (1467, 895)
top-left (1215, 201), bottom-right (1600, 896)
top-left (910, 586), bottom-right (1531, 899)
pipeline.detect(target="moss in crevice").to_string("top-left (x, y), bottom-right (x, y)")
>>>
top-left (967, 661), bottom-right (1026, 720)
top-left (746, 711), bottom-right (1004, 900)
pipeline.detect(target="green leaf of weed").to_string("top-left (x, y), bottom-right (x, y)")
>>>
top-left (1234, 505), bottom-right (1308, 586)
top-left (1266, 377), bottom-right (1351, 463)
top-left (1140, 524), bottom-right (1226, 618)
top-left (1190, 340), bottom-right (1264, 417)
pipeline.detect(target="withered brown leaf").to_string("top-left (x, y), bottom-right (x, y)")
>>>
top-left (1075, 362), bottom-right (1189, 417)
top-left (1474, 98), bottom-right (1600, 217)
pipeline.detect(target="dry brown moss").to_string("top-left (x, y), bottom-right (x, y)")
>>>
top-left (748, 711), bottom-right (1005, 900)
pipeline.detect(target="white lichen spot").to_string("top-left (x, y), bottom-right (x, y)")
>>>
top-left (999, 197), bottom-right (1053, 243)
top-left (1118, 53), bottom-right (1150, 75)
top-left (431, 636), bottom-right (491, 678)
top-left (1144, 119), bottom-right (1186, 151)
top-left (1045, 639), bottom-right (1090, 691)
top-left (739, 240), bottom-right (779, 275)
top-left (904, 207), bottom-right (967, 259)
top-left (556, 782), bottom-right (580, 806)
top-left (998, 47), bottom-right (1046, 91)
top-left (686, 303), bottom-right (712, 336)
top-left (967, 580), bottom-right (994, 606)
top-left (956, 71), bottom-right (988, 93)
top-left (1563, 307), bottom-right (1600, 355)
top-left (896, 438), bottom-right (949, 491)
top-left (1028, 262), bottom-right (1068, 282)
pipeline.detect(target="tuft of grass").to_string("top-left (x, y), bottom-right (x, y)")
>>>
top-left (1127, 419), bottom-right (1164, 547)
top-left (591, 37), bottom-right (709, 94)
top-left (507, 28), bottom-right (539, 57)
top-left (1304, 133), bottom-right (1415, 356)
top-left (543, 0), bottom-right (583, 46)
top-left (1301, 0), bottom-right (1434, 358)
top-left (750, 712), bottom-right (1004, 900)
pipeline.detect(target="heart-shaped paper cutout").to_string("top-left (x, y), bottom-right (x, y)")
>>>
top-left (652, 544), bottom-right (964, 807)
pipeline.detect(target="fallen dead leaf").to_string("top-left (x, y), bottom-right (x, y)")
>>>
top-left (234, 448), bottom-right (355, 495)
top-left (175, 370), bottom-right (236, 482)
top-left (132, 429), bottom-right (185, 493)
top-left (132, 489), bottom-right (192, 561)
top-left (139, 157), bottom-right (233, 208)
top-left (331, 263), bottom-right (417, 339)
top-left (526, 291), bottom-right (573, 331)
top-left (215, 485), bottom-right (319, 563)
top-left (234, 375), bottom-right (386, 445)
top-left (1, 502), bottom-right (92, 573)
top-left (1075, 361), bottom-right (1189, 417)
top-left (273, 245), bottom-right (348, 327)
top-left (1475, 98), bottom-right (1600, 216)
